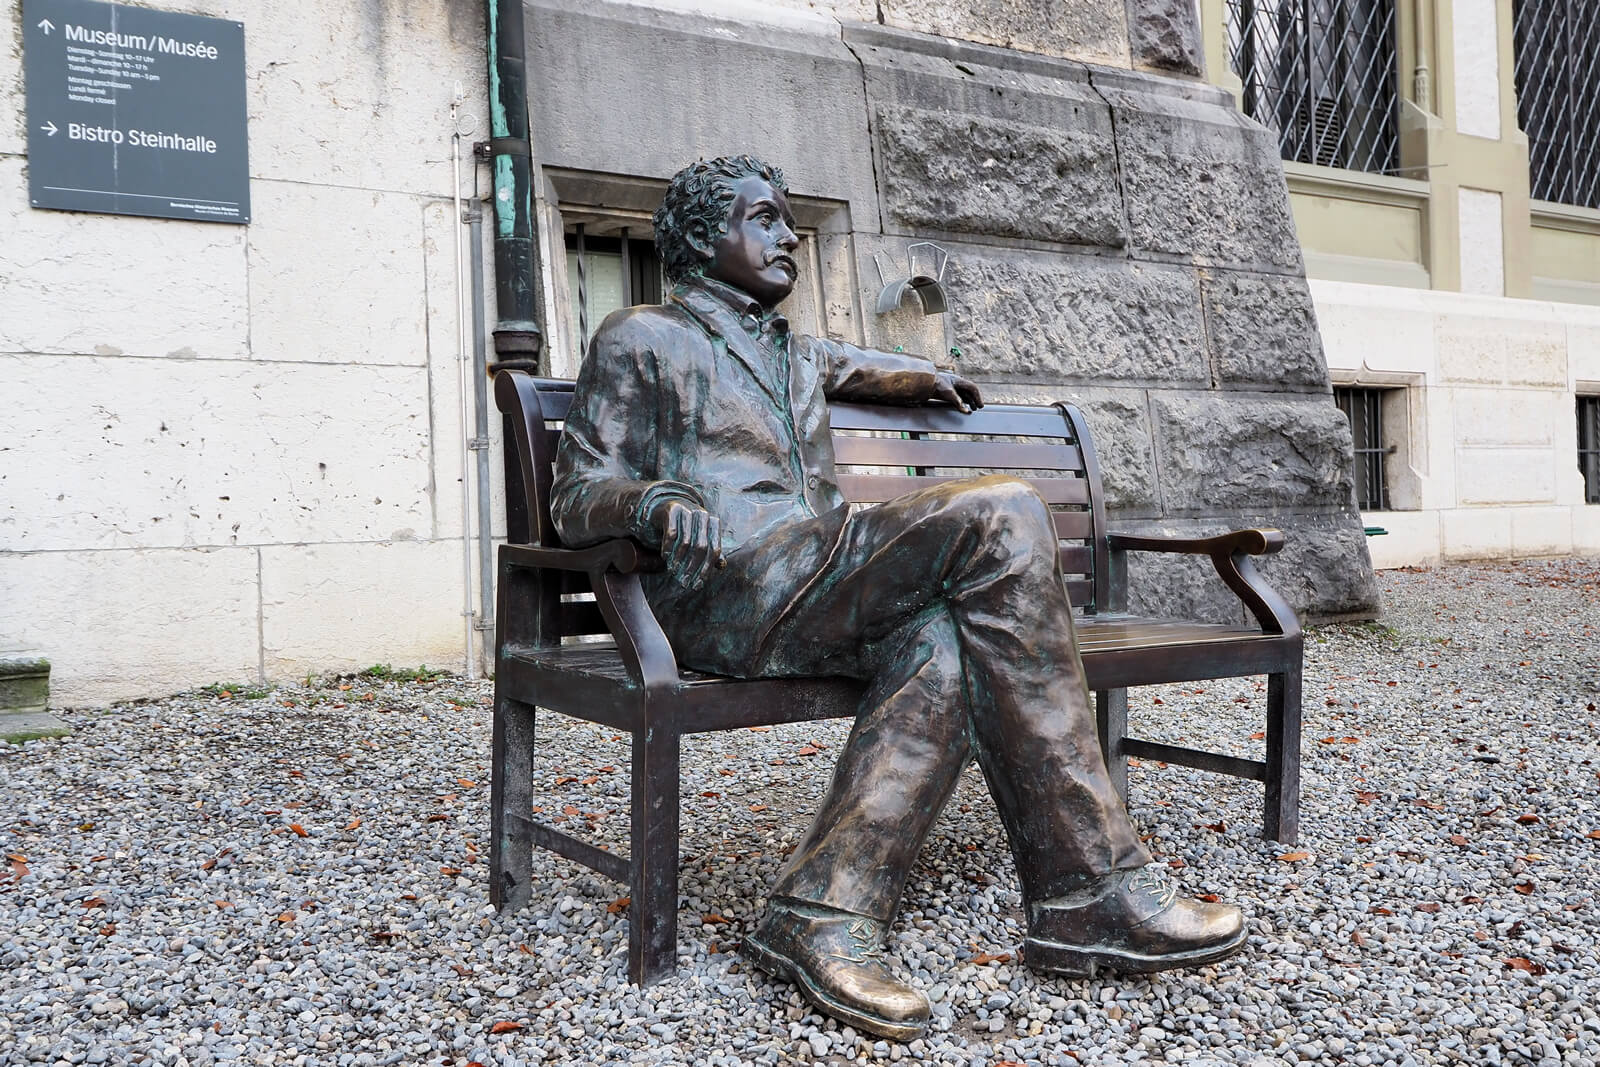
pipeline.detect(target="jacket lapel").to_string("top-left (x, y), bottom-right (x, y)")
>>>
top-left (672, 285), bottom-right (784, 406)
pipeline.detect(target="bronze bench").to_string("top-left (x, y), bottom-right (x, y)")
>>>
top-left (490, 371), bottom-right (1303, 986)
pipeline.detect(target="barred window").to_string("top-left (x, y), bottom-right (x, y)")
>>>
top-left (565, 226), bottom-right (663, 359)
top-left (1227, 0), bottom-right (1401, 175)
top-left (1513, 0), bottom-right (1600, 209)
top-left (1335, 386), bottom-right (1394, 510)
top-left (1580, 396), bottom-right (1600, 504)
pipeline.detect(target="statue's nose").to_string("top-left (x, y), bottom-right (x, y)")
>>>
top-left (777, 226), bottom-right (799, 251)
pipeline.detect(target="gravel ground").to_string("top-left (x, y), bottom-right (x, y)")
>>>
top-left (3, 557), bottom-right (1599, 1067)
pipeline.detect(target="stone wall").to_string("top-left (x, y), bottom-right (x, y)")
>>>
top-left (0, 0), bottom-right (496, 703)
top-left (528, 0), bottom-right (1378, 624)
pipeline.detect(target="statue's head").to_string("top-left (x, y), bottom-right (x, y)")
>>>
top-left (654, 154), bottom-right (798, 309)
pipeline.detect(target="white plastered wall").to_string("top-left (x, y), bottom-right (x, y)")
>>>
top-left (1313, 279), bottom-right (1600, 568)
top-left (0, 1), bottom-right (500, 704)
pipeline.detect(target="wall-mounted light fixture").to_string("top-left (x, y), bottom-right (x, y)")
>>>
top-left (875, 242), bottom-right (950, 316)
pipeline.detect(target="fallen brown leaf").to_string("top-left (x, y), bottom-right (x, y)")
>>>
top-left (1248, 731), bottom-right (1265, 740)
top-left (98, 924), bottom-right (116, 936)
top-left (489, 1021), bottom-right (525, 1034)
top-left (277, 912), bottom-right (295, 923)
top-left (1449, 834), bottom-right (1470, 848)
top-left (81, 897), bottom-right (106, 909)
top-left (607, 897), bottom-right (631, 914)
top-left (1276, 852), bottom-right (1311, 862)
top-left (1504, 957), bottom-right (1547, 975)
top-left (289, 823), bottom-right (308, 837)
top-left (970, 952), bottom-right (1012, 965)
top-left (702, 913), bottom-right (731, 925)
top-left (1513, 882), bottom-right (1536, 895)
top-left (346, 817), bottom-right (362, 830)
top-left (1196, 893), bottom-right (1220, 903)
top-left (457, 779), bottom-right (477, 789)
top-left (1417, 902), bottom-right (1441, 914)
top-left (1515, 813), bottom-right (1541, 825)
top-left (439, 867), bottom-right (462, 877)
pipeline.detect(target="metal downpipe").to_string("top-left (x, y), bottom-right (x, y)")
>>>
top-left (486, 0), bottom-right (542, 371)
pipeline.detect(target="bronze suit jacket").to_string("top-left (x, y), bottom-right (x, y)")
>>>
top-left (550, 277), bottom-right (941, 672)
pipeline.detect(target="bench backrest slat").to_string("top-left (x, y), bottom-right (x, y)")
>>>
top-left (496, 374), bottom-right (1112, 641)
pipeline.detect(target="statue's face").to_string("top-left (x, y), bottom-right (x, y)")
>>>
top-left (704, 176), bottom-right (799, 309)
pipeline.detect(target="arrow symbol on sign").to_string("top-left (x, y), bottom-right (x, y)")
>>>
top-left (37, 18), bottom-right (55, 34)
top-left (41, 121), bottom-right (58, 136)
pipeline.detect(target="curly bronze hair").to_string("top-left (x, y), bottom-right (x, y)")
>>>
top-left (653, 155), bottom-right (789, 283)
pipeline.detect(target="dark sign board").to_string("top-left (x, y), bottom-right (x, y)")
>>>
top-left (23, 0), bottom-right (249, 223)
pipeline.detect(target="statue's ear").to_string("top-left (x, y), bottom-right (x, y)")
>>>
top-left (685, 219), bottom-right (715, 263)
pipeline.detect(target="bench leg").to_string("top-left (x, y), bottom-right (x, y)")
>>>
top-left (1263, 668), bottom-right (1302, 845)
top-left (1095, 688), bottom-right (1129, 806)
top-left (490, 694), bottom-right (536, 912)
top-left (629, 724), bottom-right (681, 986)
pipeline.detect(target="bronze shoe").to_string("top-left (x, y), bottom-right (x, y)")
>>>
top-left (743, 900), bottom-right (930, 1041)
top-left (1022, 866), bottom-right (1246, 978)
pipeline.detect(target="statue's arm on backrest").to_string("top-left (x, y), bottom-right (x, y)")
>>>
top-left (811, 335), bottom-right (941, 406)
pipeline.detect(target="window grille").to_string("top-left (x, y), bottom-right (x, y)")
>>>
top-left (565, 228), bottom-right (663, 358)
top-left (1227, 0), bottom-right (1401, 175)
top-left (1579, 396), bottom-right (1600, 504)
top-left (1513, 0), bottom-right (1600, 209)
top-left (1335, 387), bottom-right (1392, 510)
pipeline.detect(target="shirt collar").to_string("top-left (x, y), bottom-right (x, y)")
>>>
top-left (678, 275), bottom-right (789, 339)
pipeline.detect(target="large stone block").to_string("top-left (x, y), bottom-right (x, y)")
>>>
top-left (1203, 271), bottom-right (1330, 389)
top-left (1125, 0), bottom-right (1203, 75)
top-left (875, 106), bottom-right (1125, 246)
top-left (0, 159), bottom-right (248, 359)
top-left (529, 0), bottom-right (881, 231)
top-left (945, 248), bottom-right (1208, 384)
top-left (247, 182), bottom-right (430, 366)
top-left (1254, 513), bottom-right (1379, 620)
top-left (848, 24), bottom-right (1122, 246)
top-left (877, 0), bottom-right (1129, 67)
top-left (1117, 512), bottom-right (1378, 623)
top-left (0, 355), bottom-right (435, 551)
top-left (260, 540), bottom-right (469, 680)
top-left (1094, 69), bottom-right (1303, 272)
top-left (0, 546), bottom-right (261, 706)
top-left (1152, 393), bottom-right (1355, 510)
top-left (1436, 315), bottom-right (1567, 386)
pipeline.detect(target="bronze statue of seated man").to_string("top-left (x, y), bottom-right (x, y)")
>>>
top-left (550, 154), bottom-right (1245, 1040)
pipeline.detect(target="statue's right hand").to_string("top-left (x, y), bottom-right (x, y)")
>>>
top-left (651, 499), bottom-right (725, 588)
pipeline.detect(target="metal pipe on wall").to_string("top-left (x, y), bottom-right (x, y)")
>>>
top-left (469, 204), bottom-right (496, 671)
top-left (486, 0), bottom-right (543, 371)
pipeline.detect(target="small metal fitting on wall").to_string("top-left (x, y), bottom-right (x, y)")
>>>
top-left (875, 242), bottom-right (950, 316)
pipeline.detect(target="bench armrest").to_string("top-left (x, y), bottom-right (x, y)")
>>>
top-left (498, 540), bottom-right (679, 695)
top-left (1106, 528), bottom-right (1299, 638)
top-left (500, 540), bottom-right (663, 576)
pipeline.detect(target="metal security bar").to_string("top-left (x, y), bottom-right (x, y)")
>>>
top-left (1514, 0), bottom-right (1600, 209)
top-left (1227, 0), bottom-right (1401, 174)
top-left (1335, 387), bottom-right (1391, 510)
top-left (1579, 396), bottom-right (1600, 505)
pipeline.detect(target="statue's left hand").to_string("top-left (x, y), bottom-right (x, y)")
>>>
top-left (933, 371), bottom-right (984, 413)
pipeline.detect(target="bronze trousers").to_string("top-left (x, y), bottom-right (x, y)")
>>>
top-left (662, 475), bottom-right (1150, 922)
